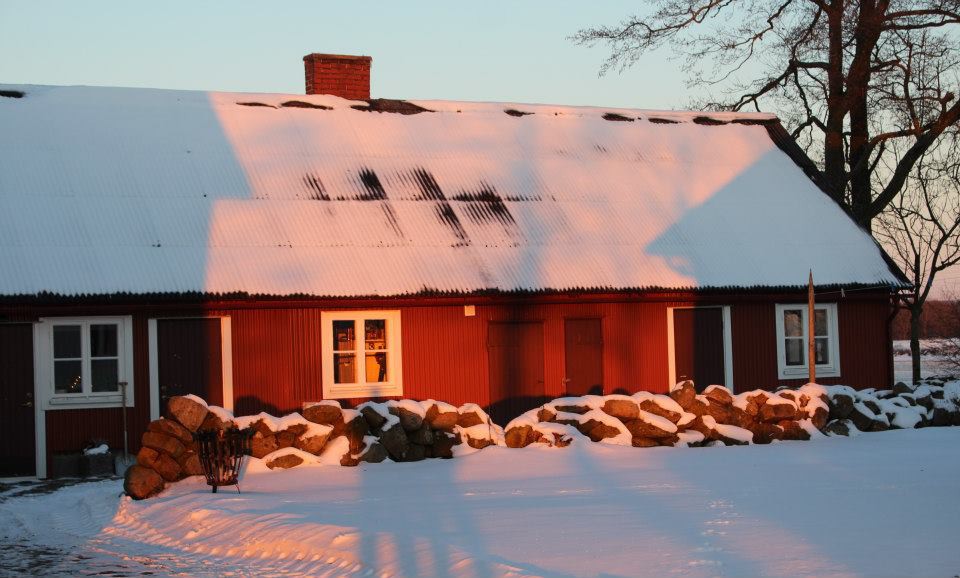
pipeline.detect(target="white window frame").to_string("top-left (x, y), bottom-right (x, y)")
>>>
top-left (774, 303), bottom-right (840, 379)
top-left (321, 310), bottom-right (403, 399)
top-left (34, 316), bottom-right (135, 409)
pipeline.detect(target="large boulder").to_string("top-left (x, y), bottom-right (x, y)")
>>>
top-left (602, 398), bottom-right (639, 421)
top-left (823, 419), bottom-right (855, 436)
top-left (742, 392), bottom-right (769, 417)
top-left (581, 419), bottom-right (623, 443)
top-left (703, 400), bottom-right (734, 424)
top-left (389, 406), bottom-right (424, 432)
top-left (668, 381), bottom-right (697, 410)
top-left (199, 412), bottom-right (232, 432)
top-left (432, 431), bottom-right (458, 459)
top-left (637, 399), bottom-right (682, 423)
top-left (408, 426), bottom-right (435, 446)
top-left (275, 428), bottom-right (299, 450)
top-left (829, 393), bottom-right (855, 420)
top-left (359, 406), bottom-right (388, 431)
top-left (505, 425), bottom-right (539, 448)
top-left (631, 437), bottom-right (660, 448)
top-left (808, 405), bottom-right (830, 430)
top-left (759, 400), bottom-right (798, 423)
top-left (425, 404), bottom-right (459, 432)
top-left (147, 418), bottom-right (193, 446)
top-left (624, 417), bottom-right (676, 439)
top-left (849, 404), bottom-right (888, 432)
top-left (266, 453), bottom-right (304, 470)
top-left (403, 443), bottom-right (428, 462)
top-left (136, 446), bottom-right (182, 482)
top-left (777, 420), bottom-right (811, 441)
top-left (250, 433), bottom-right (279, 459)
top-left (749, 422), bottom-right (784, 445)
top-left (303, 403), bottom-right (344, 427)
top-left (141, 431), bottom-right (186, 459)
top-left (295, 428), bottom-right (332, 455)
top-left (358, 441), bottom-right (388, 464)
top-left (177, 450), bottom-right (204, 477)
top-left (334, 413), bottom-right (370, 453)
top-left (457, 410), bottom-right (485, 428)
top-left (124, 465), bottom-right (165, 500)
top-left (379, 423), bottom-right (410, 461)
top-left (703, 385), bottom-right (734, 406)
top-left (166, 396), bottom-right (209, 432)
top-left (553, 404), bottom-right (590, 414)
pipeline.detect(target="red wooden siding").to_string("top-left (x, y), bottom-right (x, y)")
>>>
top-left (730, 296), bottom-right (892, 390)
top-left (3, 289), bottom-right (893, 473)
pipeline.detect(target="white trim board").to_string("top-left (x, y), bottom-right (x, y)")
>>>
top-left (666, 305), bottom-right (734, 392)
top-left (148, 316), bottom-right (234, 421)
top-left (32, 323), bottom-right (46, 479)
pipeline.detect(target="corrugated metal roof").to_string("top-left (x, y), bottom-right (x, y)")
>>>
top-left (0, 84), bottom-right (903, 297)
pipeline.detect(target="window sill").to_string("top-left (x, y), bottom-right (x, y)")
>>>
top-left (323, 384), bottom-right (403, 400)
top-left (778, 368), bottom-right (840, 381)
top-left (46, 395), bottom-right (133, 410)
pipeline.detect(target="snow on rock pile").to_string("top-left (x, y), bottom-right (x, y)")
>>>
top-left (129, 379), bottom-right (960, 500)
top-left (127, 395), bottom-right (506, 500)
top-left (503, 379), bottom-right (960, 450)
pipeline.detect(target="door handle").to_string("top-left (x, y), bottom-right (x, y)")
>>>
top-left (21, 393), bottom-right (33, 408)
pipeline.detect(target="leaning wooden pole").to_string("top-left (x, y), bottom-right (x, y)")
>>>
top-left (808, 270), bottom-right (816, 384)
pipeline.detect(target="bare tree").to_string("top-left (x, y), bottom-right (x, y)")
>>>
top-left (573, 0), bottom-right (960, 231)
top-left (876, 132), bottom-right (960, 382)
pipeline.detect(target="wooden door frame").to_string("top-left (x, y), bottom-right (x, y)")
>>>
top-left (666, 306), bottom-right (734, 392)
top-left (148, 316), bottom-right (234, 421)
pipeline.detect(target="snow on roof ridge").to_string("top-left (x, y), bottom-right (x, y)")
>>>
top-left (0, 82), bottom-right (778, 123)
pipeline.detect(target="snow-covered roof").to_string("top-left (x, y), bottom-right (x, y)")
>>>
top-left (0, 84), bottom-right (904, 298)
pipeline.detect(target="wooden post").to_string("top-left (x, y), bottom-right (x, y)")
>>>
top-left (808, 270), bottom-right (816, 384)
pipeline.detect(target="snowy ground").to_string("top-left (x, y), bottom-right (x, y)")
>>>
top-left (2, 429), bottom-right (959, 578)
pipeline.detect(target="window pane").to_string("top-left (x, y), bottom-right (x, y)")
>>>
top-left (91, 359), bottom-right (119, 392)
top-left (333, 320), bottom-right (355, 351)
top-left (53, 325), bottom-right (81, 358)
top-left (54, 360), bottom-right (82, 394)
top-left (334, 353), bottom-right (356, 384)
top-left (815, 337), bottom-right (830, 365)
top-left (366, 352), bottom-right (388, 382)
top-left (814, 309), bottom-right (829, 337)
top-left (365, 319), bottom-right (387, 350)
top-left (90, 324), bottom-right (118, 357)
top-left (785, 338), bottom-right (804, 366)
top-left (783, 310), bottom-right (803, 337)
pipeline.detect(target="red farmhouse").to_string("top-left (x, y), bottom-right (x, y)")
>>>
top-left (0, 54), bottom-right (906, 477)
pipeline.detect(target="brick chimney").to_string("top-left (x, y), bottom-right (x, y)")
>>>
top-left (303, 53), bottom-right (372, 100)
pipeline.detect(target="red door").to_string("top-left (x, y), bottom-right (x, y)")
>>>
top-left (157, 318), bottom-right (224, 410)
top-left (673, 308), bottom-right (726, 392)
top-left (564, 318), bottom-right (603, 395)
top-left (0, 324), bottom-right (36, 476)
top-left (487, 321), bottom-right (546, 424)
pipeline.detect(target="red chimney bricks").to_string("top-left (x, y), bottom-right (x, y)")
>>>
top-left (303, 53), bottom-right (372, 100)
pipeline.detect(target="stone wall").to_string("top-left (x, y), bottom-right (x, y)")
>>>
top-left (125, 380), bottom-right (960, 500)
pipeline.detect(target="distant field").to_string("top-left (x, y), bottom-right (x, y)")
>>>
top-left (892, 339), bottom-right (957, 383)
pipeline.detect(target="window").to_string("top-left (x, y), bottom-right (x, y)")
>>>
top-left (774, 303), bottom-right (840, 379)
top-left (38, 317), bottom-right (134, 408)
top-left (321, 311), bottom-right (402, 399)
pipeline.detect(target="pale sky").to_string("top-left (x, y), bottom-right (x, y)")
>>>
top-left (0, 1), bottom-right (685, 108)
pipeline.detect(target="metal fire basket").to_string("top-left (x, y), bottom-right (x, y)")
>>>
top-left (193, 427), bottom-right (253, 493)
